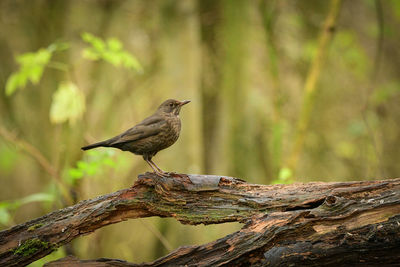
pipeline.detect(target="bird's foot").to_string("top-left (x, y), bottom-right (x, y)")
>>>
top-left (164, 171), bottom-right (181, 177)
top-left (154, 171), bottom-right (170, 178)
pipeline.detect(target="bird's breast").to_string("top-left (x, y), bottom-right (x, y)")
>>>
top-left (160, 115), bottom-right (181, 148)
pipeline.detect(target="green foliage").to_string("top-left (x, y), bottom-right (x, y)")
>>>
top-left (332, 31), bottom-right (369, 78)
top-left (270, 121), bottom-right (285, 175)
top-left (371, 82), bottom-right (400, 106)
top-left (5, 43), bottom-right (68, 96)
top-left (27, 247), bottom-right (65, 267)
top-left (272, 167), bottom-right (294, 184)
top-left (0, 206), bottom-right (11, 225)
top-left (0, 193), bottom-right (54, 226)
top-left (19, 193), bottom-right (55, 204)
top-left (49, 82), bottom-right (86, 125)
top-left (5, 35), bottom-right (141, 128)
top-left (2, 34), bottom-right (139, 227)
top-left (13, 238), bottom-right (52, 257)
top-left (82, 32), bottom-right (143, 72)
top-left (65, 150), bottom-right (116, 185)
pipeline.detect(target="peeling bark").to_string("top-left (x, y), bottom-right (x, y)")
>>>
top-left (0, 173), bottom-right (399, 266)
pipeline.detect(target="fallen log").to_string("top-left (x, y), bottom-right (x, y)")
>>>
top-left (0, 173), bottom-right (399, 266)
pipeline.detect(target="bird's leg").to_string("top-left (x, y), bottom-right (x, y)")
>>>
top-left (145, 159), bottom-right (159, 173)
top-left (149, 159), bottom-right (165, 173)
top-left (144, 157), bottom-right (169, 177)
top-left (150, 160), bottom-right (176, 176)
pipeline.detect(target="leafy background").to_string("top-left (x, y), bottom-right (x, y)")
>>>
top-left (1, 0), bottom-right (400, 265)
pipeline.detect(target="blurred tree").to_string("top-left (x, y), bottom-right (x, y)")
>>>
top-left (285, 0), bottom-right (342, 178)
top-left (199, 0), bottom-right (222, 174)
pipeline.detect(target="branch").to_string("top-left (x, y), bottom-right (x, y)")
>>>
top-left (47, 211), bottom-right (400, 267)
top-left (0, 126), bottom-right (73, 204)
top-left (0, 173), bottom-right (399, 266)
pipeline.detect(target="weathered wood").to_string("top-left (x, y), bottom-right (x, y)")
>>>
top-left (0, 173), bottom-right (399, 266)
top-left (46, 213), bottom-right (400, 267)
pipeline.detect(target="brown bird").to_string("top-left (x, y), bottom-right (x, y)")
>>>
top-left (81, 99), bottom-right (190, 176)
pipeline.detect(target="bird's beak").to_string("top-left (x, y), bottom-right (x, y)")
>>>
top-left (179, 100), bottom-right (191, 106)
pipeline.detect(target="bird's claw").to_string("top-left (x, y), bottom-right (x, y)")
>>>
top-left (154, 171), bottom-right (170, 178)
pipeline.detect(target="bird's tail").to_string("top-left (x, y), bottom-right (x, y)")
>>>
top-left (81, 140), bottom-right (110, 151)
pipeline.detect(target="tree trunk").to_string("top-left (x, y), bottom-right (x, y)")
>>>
top-left (0, 173), bottom-right (399, 266)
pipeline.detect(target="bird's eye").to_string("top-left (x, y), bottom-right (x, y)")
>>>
top-left (169, 103), bottom-right (174, 107)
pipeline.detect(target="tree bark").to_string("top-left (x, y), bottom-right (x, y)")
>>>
top-left (0, 173), bottom-right (399, 266)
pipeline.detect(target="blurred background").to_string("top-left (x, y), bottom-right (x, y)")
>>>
top-left (1, 0), bottom-right (400, 265)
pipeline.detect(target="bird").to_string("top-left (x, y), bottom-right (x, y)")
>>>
top-left (81, 99), bottom-right (190, 177)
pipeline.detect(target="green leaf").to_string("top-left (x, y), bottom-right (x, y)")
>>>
top-left (102, 157), bottom-right (116, 168)
top-left (272, 167), bottom-right (294, 184)
top-left (0, 208), bottom-right (11, 225)
top-left (68, 168), bottom-right (84, 180)
top-left (5, 46), bottom-right (54, 96)
top-left (81, 32), bottom-right (93, 42)
top-left (16, 49), bottom-right (51, 67)
top-left (0, 193), bottom-right (54, 226)
top-left (103, 50), bottom-right (120, 65)
top-left (0, 201), bottom-right (17, 210)
top-left (108, 38), bottom-right (122, 51)
top-left (20, 193), bottom-right (55, 205)
top-left (50, 82), bottom-right (86, 125)
top-left (279, 167), bottom-right (292, 180)
top-left (5, 73), bottom-right (21, 96)
top-left (81, 32), bottom-right (105, 51)
top-left (81, 32), bottom-right (143, 72)
top-left (65, 150), bottom-right (116, 185)
top-left (121, 51), bottom-right (143, 72)
top-left (77, 161), bottom-right (89, 171)
top-left (48, 42), bottom-right (70, 52)
top-left (29, 65), bottom-right (44, 84)
top-left (82, 48), bottom-right (100, 60)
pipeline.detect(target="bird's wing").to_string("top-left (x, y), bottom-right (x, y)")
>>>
top-left (138, 114), bottom-right (164, 126)
top-left (108, 115), bottom-right (166, 145)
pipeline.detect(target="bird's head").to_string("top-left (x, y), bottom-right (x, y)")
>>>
top-left (158, 99), bottom-right (190, 115)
